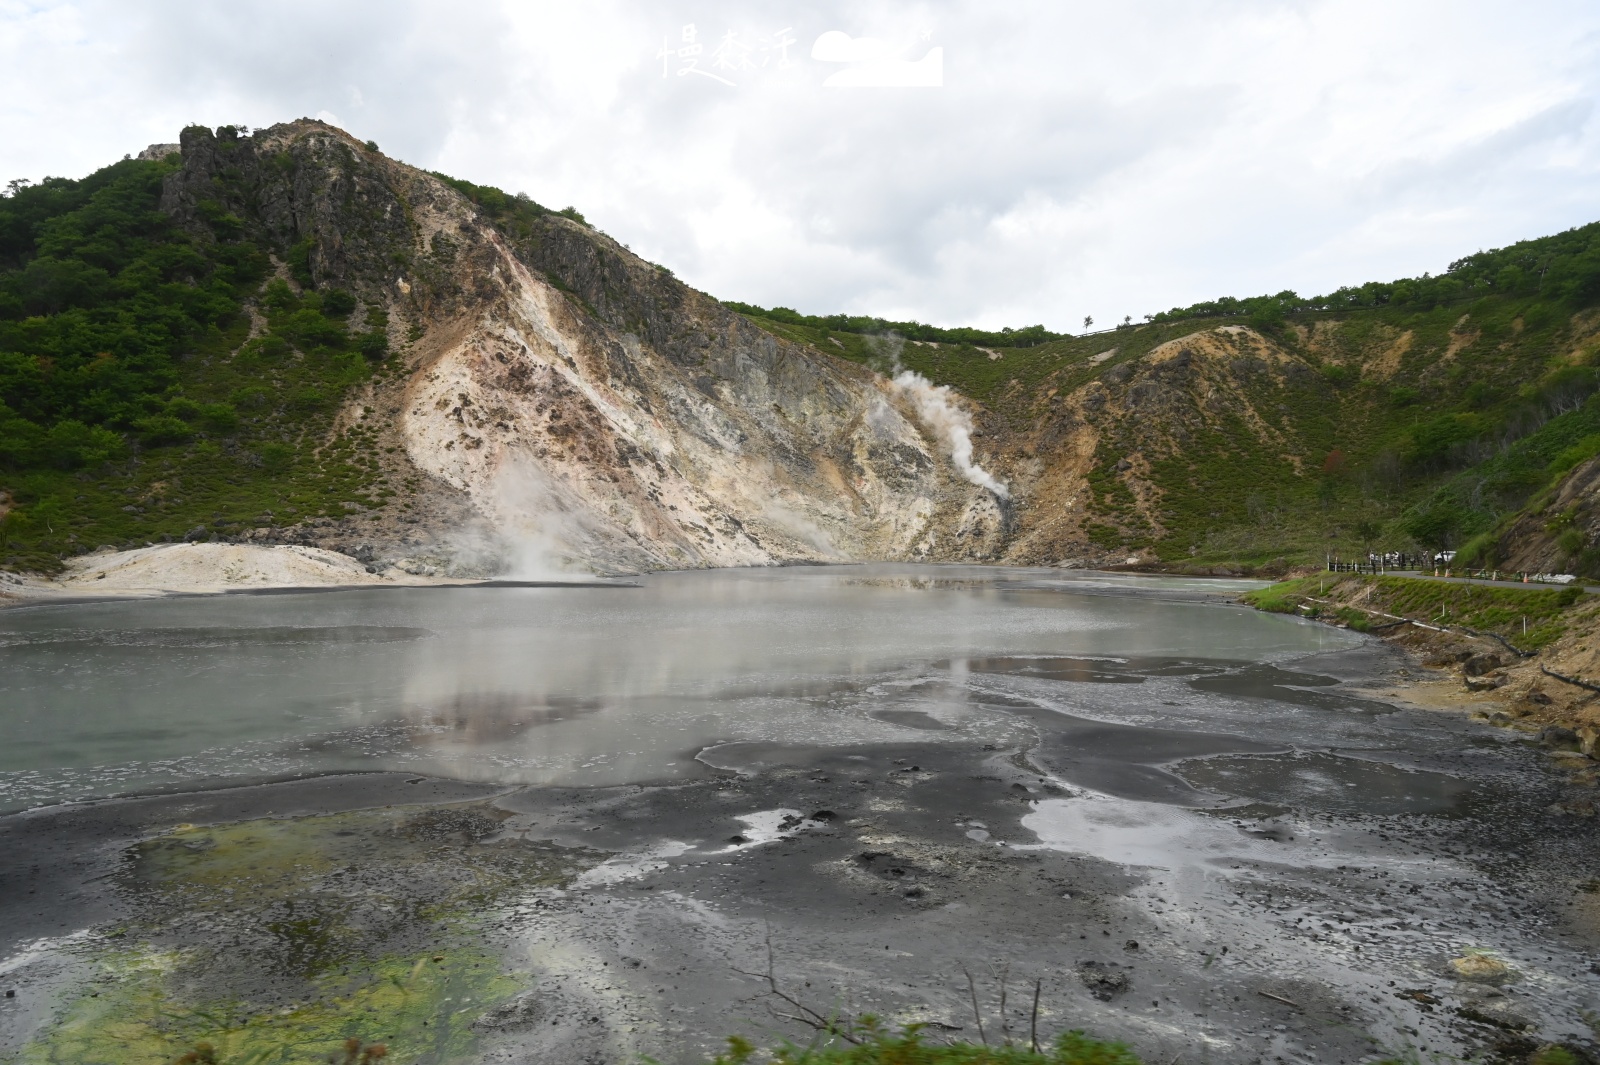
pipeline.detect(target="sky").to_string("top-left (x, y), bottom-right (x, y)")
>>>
top-left (3, 0), bottom-right (1599, 333)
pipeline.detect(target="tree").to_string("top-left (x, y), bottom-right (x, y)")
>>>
top-left (1083, 315), bottom-right (1093, 331)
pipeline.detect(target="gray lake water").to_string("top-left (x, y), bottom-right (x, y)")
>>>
top-left (0, 565), bottom-right (1341, 813)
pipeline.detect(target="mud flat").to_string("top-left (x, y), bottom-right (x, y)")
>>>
top-left (1, 569), bottom-right (1597, 1064)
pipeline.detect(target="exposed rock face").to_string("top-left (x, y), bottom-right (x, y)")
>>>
top-left (1495, 453), bottom-right (1600, 575)
top-left (990, 325), bottom-right (1320, 568)
top-left (160, 121), bottom-right (1005, 574)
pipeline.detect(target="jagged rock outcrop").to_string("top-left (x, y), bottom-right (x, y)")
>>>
top-left (1495, 454), bottom-right (1600, 574)
top-left (159, 121), bottom-right (1007, 574)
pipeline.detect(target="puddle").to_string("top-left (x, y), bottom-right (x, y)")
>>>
top-left (974, 700), bottom-right (1285, 805)
top-left (869, 709), bottom-right (952, 730)
top-left (1189, 664), bottom-right (1396, 713)
top-left (963, 656), bottom-right (1239, 683)
top-left (573, 840), bottom-right (693, 887)
top-left (1020, 794), bottom-right (1284, 870)
top-left (1177, 751), bottom-right (1479, 816)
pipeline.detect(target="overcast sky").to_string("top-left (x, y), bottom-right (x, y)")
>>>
top-left (3, 1), bottom-right (1599, 332)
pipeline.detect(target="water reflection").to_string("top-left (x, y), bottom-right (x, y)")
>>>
top-left (0, 565), bottom-right (1367, 811)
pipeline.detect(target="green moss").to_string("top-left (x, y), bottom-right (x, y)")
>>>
top-left (20, 804), bottom-right (603, 1065)
top-left (22, 941), bottom-right (517, 1065)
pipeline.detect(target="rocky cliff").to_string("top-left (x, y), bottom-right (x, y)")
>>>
top-left (160, 121), bottom-right (1008, 575)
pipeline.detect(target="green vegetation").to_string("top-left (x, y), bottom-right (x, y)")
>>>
top-left (724, 302), bottom-right (1063, 350)
top-left (1147, 219), bottom-right (1600, 323)
top-left (26, 943), bottom-right (508, 1065)
top-left (1246, 573), bottom-right (1587, 649)
top-left (733, 217), bottom-right (1600, 573)
top-left (1242, 575), bottom-right (1322, 614)
top-left (20, 805), bottom-right (598, 1065)
top-left (426, 172), bottom-right (552, 239)
top-left (0, 152), bottom-right (398, 571)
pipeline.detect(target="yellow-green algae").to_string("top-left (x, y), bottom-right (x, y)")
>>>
top-left (22, 942), bottom-right (520, 1065)
top-left (18, 802), bottom-right (602, 1065)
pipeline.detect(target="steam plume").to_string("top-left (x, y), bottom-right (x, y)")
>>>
top-left (891, 368), bottom-right (1010, 499)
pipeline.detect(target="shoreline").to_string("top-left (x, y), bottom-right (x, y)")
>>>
top-left (1242, 574), bottom-right (1600, 783)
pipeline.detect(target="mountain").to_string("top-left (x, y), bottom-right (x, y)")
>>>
top-left (0, 120), bottom-right (1006, 576)
top-left (738, 227), bottom-right (1600, 575)
top-left (2, 118), bottom-right (1599, 578)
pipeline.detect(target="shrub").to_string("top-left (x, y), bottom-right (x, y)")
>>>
top-left (258, 441), bottom-right (294, 473)
top-left (321, 289), bottom-right (357, 317)
top-left (134, 414), bottom-right (196, 446)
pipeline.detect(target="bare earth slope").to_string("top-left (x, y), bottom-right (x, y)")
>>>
top-left (158, 121), bottom-right (1004, 577)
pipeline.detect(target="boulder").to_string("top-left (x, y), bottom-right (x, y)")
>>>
top-left (1541, 726), bottom-right (1580, 749)
top-left (1449, 952), bottom-right (1511, 983)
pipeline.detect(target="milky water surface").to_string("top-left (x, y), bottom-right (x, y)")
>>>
top-left (0, 565), bottom-right (1340, 812)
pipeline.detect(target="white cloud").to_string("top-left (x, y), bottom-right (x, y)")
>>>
top-left (2, 0), bottom-right (1597, 332)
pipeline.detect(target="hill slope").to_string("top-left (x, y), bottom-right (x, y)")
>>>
top-left (739, 225), bottom-right (1600, 574)
top-left (3, 121), bottom-right (1600, 578)
top-left (0, 121), bottom-right (1004, 576)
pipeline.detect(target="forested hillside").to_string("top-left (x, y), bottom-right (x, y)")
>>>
top-left (0, 141), bottom-right (398, 571)
top-left (3, 123), bottom-right (1600, 577)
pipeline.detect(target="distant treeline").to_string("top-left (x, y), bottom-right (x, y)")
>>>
top-left (1150, 219), bottom-right (1600, 326)
top-left (722, 302), bottom-right (1063, 349)
top-left (731, 221), bottom-right (1600, 343)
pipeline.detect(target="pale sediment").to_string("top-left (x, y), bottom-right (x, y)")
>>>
top-left (0, 542), bottom-right (465, 605)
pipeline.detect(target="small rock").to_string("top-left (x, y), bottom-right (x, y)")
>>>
top-left (1462, 653), bottom-right (1504, 677)
top-left (1450, 952), bottom-right (1511, 983)
top-left (1578, 726), bottom-right (1599, 759)
top-left (1465, 673), bottom-right (1507, 692)
top-left (1124, 940), bottom-right (1139, 952)
top-left (1077, 961), bottom-right (1129, 1001)
top-left (1541, 726), bottom-right (1580, 749)
top-left (182, 525), bottom-right (209, 542)
top-left (1546, 798), bottom-right (1597, 818)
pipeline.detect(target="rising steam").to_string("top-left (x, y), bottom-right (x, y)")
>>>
top-left (864, 332), bottom-right (1007, 499)
top-left (484, 458), bottom-right (592, 579)
top-left (893, 369), bottom-right (1009, 498)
